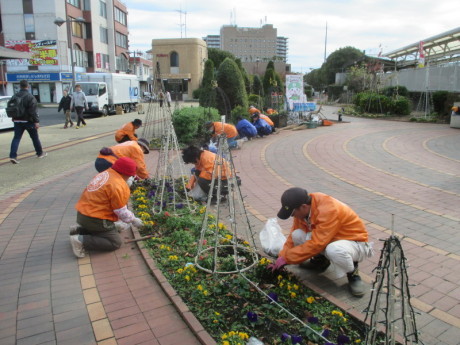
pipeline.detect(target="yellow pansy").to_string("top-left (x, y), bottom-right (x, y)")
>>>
top-left (306, 296), bottom-right (315, 304)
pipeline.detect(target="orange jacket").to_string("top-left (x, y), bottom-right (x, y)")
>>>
top-left (249, 107), bottom-right (261, 115)
top-left (195, 150), bottom-right (231, 181)
top-left (76, 168), bottom-right (131, 221)
top-left (115, 122), bottom-right (138, 142)
top-left (259, 114), bottom-right (274, 127)
top-left (266, 108), bottom-right (277, 115)
top-left (97, 141), bottom-right (149, 179)
top-left (211, 122), bottom-right (238, 139)
top-left (279, 193), bottom-right (368, 264)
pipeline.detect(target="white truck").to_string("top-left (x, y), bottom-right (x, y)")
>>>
top-left (76, 73), bottom-right (139, 116)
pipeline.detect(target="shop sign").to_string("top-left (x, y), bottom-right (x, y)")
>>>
top-left (5, 40), bottom-right (59, 66)
top-left (6, 73), bottom-right (61, 82)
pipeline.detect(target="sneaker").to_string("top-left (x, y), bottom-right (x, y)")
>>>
top-left (347, 268), bottom-right (365, 297)
top-left (82, 123), bottom-right (87, 127)
top-left (70, 235), bottom-right (86, 258)
top-left (70, 123), bottom-right (74, 127)
top-left (37, 152), bottom-right (48, 159)
top-left (69, 225), bottom-right (80, 236)
top-left (300, 254), bottom-right (331, 272)
top-left (10, 158), bottom-right (20, 164)
top-left (75, 126), bottom-right (79, 129)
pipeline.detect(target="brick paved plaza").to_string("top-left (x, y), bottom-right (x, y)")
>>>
top-left (0, 107), bottom-right (459, 344)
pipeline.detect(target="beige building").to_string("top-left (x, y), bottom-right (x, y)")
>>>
top-left (152, 38), bottom-right (207, 101)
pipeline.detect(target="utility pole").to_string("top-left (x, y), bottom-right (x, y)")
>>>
top-left (324, 21), bottom-right (328, 63)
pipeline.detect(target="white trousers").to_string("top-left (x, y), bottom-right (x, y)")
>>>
top-left (292, 229), bottom-right (373, 279)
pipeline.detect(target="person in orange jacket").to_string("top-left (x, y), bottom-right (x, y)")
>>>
top-left (95, 138), bottom-right (150, 179)
top-left (252, 112), bottom-right (275, 132)
top-left (182, 145), bottom-right (234, 200)
top-left (248, 105), bottom-right (261, 115)
top-left (115, 119), bottom-right (142, 143)
top-left (205, 121), bottom-right (239, 149)
top-left (269, 187), bottom-right (373, 296)
top-left (69, 157), bottom-right (143, 258)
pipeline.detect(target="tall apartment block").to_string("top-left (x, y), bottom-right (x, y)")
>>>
top-left (204, 24), bottom-right (290, 76)
top-left (0, 0), bottom-right (129, 102)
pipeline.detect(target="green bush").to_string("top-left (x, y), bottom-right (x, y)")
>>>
top-left (192, 88), bottom-right (201, 99)
top-left (230, 105), bottom-right (247, 124)
top-left (391, 95), bottom-right (411, 115)
top-left (248, 94), bottom-right (263, 109)
top-left (172, 107), bottom-right (220, 145)
top-left (327, 85), bottom-right (344, 100)
top-left (383, 86), bottom-right (409, 97)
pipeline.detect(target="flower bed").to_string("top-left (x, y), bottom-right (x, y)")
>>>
top-left (131, 181), bottom-right (382, 345)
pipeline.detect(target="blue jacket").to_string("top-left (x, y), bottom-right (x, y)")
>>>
top-left (253, 118), bottom-right (272, 136)
top-left (236, 119), bottom-right (257, 138)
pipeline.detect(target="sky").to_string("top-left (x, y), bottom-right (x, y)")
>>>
top-left (124, 0), bottom-right (458, 74)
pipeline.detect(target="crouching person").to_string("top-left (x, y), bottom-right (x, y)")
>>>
top-left (69, 157), bottom-right (143, 258)
top-left (268, 187), bottom-right (373, 297)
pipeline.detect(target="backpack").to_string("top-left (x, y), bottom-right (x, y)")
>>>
top-left (6, 94), bottom-right (28, 119)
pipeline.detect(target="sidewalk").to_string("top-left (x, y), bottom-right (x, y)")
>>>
top-left (1, 106), bottom-right (459, 344)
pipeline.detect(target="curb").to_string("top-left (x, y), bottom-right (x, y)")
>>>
top-left (131, 225), bottom-right (217, 345)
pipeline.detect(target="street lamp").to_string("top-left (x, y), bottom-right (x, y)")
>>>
top-left (54, 16), bottom-right (85, 89)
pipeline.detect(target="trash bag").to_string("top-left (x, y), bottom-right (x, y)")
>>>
top-left (208, 140), bottom-right (217, 153)
top-left (259, 218), bottom-right (286, 257)
top-left (188, 183), bottom-right (207, 201)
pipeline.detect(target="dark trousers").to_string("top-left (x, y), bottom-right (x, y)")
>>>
top-left (76, 212), bottom-right (122, 252)
top-left (95, 158), bottom-right (113, 172)
top-left (75, 106), bottom-right (86, 126)
top-left (9, 122), bottom-right (43, 159)
top-left (117, 134), bottom-right (138, 143)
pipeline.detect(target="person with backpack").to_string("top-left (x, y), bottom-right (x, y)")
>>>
top-left (70, 84), bottom-right (88, 129)
top-left (8, 80), bottom-right (47, 164)
top-left (58, 90), bottom-right (74, 128)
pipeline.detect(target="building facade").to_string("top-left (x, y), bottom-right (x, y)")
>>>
top-left (204, 24), bottom-right (290, 77)
top-left (151, 38), bottom-right (207, 101)
top-left (0, 0), bottom-right (130, 101)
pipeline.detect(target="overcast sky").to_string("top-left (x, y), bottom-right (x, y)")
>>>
top-left (124, 0), bottom-right (458, 73)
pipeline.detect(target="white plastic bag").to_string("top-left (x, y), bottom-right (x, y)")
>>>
top-left (259, 218), bottom-right (286, 257)
top-left (188, 183), bottom-right (207, 201)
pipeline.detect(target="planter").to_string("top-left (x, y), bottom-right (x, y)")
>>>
top-left (268, 114), bottom-right (288, 128)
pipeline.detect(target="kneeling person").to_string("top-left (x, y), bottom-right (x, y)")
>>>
top-left (270, 187), bottom-right (373, 296)
top-left (69, 157), bottom-right (143, 258)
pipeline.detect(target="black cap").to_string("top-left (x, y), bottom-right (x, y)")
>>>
top-left (137, 138), bottom-right (150, 154)
top-left (277, 187), bottom-right (309, 220)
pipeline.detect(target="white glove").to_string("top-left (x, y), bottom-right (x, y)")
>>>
top-left (114, 221), bottom-right (130, 232)
top-left (131, 217), bottom-right (143, 228)
top-left (126, 176), bottom-right (135, 187)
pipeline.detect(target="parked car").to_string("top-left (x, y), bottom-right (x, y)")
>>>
top-left (143, 91), bottom-right (154, 102)
top-left (0, 96), bottom-right (14, 130)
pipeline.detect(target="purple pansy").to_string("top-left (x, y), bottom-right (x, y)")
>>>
top-left (322, 329), bottom-right (331, 338)
top-left (307, 316), bottom-right (319, 324)
top-left (281, 333), bottom-right (291, 342)
top-left (291, 335), bottom-right (302, 344)
top-left (175, 203), bottom-right (184, 209)
top-left (246, 311), bottom-right (258, 322)
top-left (267, 292), bottom-right (278, 302)
top-left (337, 334), bottom-right (350, 344)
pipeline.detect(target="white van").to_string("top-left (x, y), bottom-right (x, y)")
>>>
top-left (0, 96), bottom-right (14, 130)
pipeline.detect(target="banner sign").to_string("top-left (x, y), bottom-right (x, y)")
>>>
top-left (285, 74), bottom-right (308, 110)
top-left (418, 41), bottom-right (425, 68)
top-left (5, 40), bottom-right (58, 66)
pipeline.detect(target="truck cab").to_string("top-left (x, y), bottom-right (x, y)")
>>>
top-left (79, 82), bottom-right (109, 116)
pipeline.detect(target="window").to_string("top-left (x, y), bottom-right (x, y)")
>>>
top-left (73, 44), bottom-right (86, 67)
top-left (115, 32), bottom-right (127, 48)
top-left (71, 19), bottom-right (83, 38)
top-left (116, 55), bottom-right (128, 71)
top-left (24, 14), bottom-right (35, 33)
top-left (67, 0), bottom-right (80, 8)
top-left (99, 0), bottom-right (107, 18)
top-left (170, 52), bottom-right (179, 67)
top-left (114, 7), bottom-right (127, 25)
top-left (23, 0), bottom-right (33, 13)
top-left (102, 54), bottom-right (110, 69)
top-left (100, 27), bottom-right (108, 43)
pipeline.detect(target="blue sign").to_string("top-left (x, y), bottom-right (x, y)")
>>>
top-left (6, 73), bottom-right (61, 82)
top-left (6, 72), bottom-right (82, 82)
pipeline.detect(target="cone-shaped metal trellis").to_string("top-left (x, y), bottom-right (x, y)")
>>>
top-left (148, 120), bottom-right (195, 215)
top-left (364, 235), bottom-right (420, 345)
top-left (194, 128), bottom-right (259, 274)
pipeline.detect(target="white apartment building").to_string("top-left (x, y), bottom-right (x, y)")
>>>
top-left (0, 0), bottom-right (130, 102)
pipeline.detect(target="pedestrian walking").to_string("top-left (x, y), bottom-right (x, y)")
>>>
top-left (166, 91), bottom-right (171, 107)
top-left (69, 157), bottom-right (144, 257)
top-left (70, 84), bottom-right (88, 129)
top-left (268, 187), bottom-right (374, 296)
top-left (158, 91), bottom-right (164, 107)
top-left (8, 80), bottom-right (47, 164)
top-left (58, 90), bottom-right (73, 128)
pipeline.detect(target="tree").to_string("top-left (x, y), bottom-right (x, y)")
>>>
top-left (216, 57), bottom-right (248, 117)
top-left (304, 68), bottom-right (326, 91)
top-left (322, 46), bottom-right (364, 85)
top-left (235, 58), bottom-right (251, 95)
top-left (198, 59), bottom-right (217, 107)
top-left (263, 68), bottom-right (277, 96)
top-left (252, 75), bottom-right (263, 97)
top-left (208, 48), bottom-right (236, 69)
top-left (345, 65), bottom-right (372, 92)
top-left (266, 60), bottom-right (275, 71)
